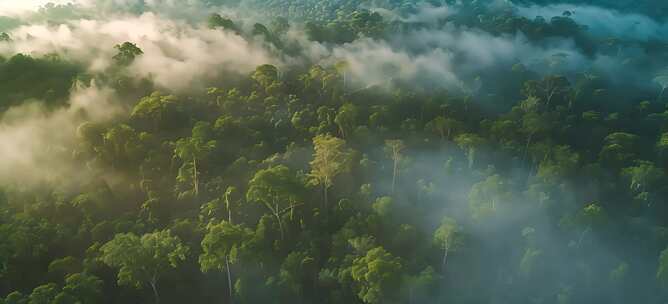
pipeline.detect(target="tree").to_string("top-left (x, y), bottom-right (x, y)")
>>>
top-left (350, 247), bottom-right (402, 304)
top-left (522, 75), bottom-right (571, 108)
top-left (309, 135), bottom-right (351, 209)
top-left (28, 283), bottom-right (58, 304)
top-left (433, 216), bottom-right (464, 272)
top-left (455, 133), bottom-right (486, 169)
top-left (130, 92), bottom-right (183, 131)
top-left (468, 174), bottom-right (514, 220)
top-left (654, 75), bottom-right (668, 102)
top-left (404, 267), bottom-right (438, 304)
top-left (657, 132), bottom-right (668, 158)
top-left (200, 221), bottom-right (253, 304)
top-left (247, 165), bottom-right (304, 240)
top-left (98, 230), bottom-right (188, 304)
top-left (278, 251), bottom-right (317, 299)
top-left (207, 13), bottom-right (239, 32)
top-left (252, 64), bottom-right (280, 92)
top-left (599, 132), bottom-right (638, 167)
top-left (657, 247), bottom-right (668, 286)
top-left (334, 103), bottom-right (358, 139)
top-left (174, 122), bottom-right (217, 196)
top-left (335, 60), bottom-right (349, 91)
top-left (574, 203), bottom-right (606, 247)
top-left (113, 42), bottom-right (143, 66)
top-left (58, 273), bottom-right (103, 303)
top-left (426, 116), bottom-right (461, 140)
top-left (521, 112), bottom-right (552, 160)
top-left (622, 161), bottom-right (666, 206)
top-left (384, 140), bottom-right (406, 195)
top-left (3, 291), bottom-right (26, 304)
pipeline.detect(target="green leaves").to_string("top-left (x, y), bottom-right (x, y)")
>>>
top-left (599, 132), bottom-right (639, 167)
top-left (309, 134), bottom-right (351, 189)
top-left (99, 230), bottom-right (188, 289)
top-left (200, 221), bottom-right (253, 272)
top-left (113, 42), bottom-right (143, 66)
top-left (131, 92), bottom-right (184, 131)
top-left (350, 247), bottom-right (402, 304)
top-left (207, 13), bottom-right (239, 32)
top-left (433, 217), bottom-right (463, 252)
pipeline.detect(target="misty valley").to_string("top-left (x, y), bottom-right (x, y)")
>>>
top-left (0, 0), bottom-right (668, 303)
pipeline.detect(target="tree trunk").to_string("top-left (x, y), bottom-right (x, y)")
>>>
top-left (323, 183), bottom-right (329, 210)
top-left (225, 194), bottom-right (233, 224)
top-left (193, 157), bottom-right (199, 196)
top-left (149, 278), bottom-right (160, 304)
top-left (524, 133), bottom-right (534, 162)
top-left (441, 244), bottom-right (449, 273)
top-left (342, 71), bottom-right (347, 92)
top-left (226, 256), bottom-right (234, 304)
top-left (276, 212), bottom-right (285, 240)
top-left (392, 158), bottom-right (398, 195)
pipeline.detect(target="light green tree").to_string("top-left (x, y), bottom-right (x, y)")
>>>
top-left (433, 216), bottom-right (464, 272)
top-left (247, 165), bottom-right (304, 239)
top-left (200, 221), bottom-right (253, 304)
top-left (99, 230), bottom-right (188, 304)
top-left (384, 139), bottom-right (406, 195)
top-left (350, 247), bottom-right (402, 304)
top-left (309, 134), bottom-right (351, 209)
top-left (174, 122), bottom-right (217, 196)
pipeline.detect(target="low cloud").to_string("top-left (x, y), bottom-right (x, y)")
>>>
top-left (1, 12), bottom-right (277, 91)
top-left (0, 81), bottom-right (121, 186)
top-left (515, 4), bottom-right (668, 41)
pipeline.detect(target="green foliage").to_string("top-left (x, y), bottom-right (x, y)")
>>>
top-left (98, 230), bottom-right (188, 298)
top-left (2, 3), bottom-right (668, 304)
top-left (200, 221), bottom-right (253, 272)
top-left (112, 42), bottom-right (144, 66)
top-left (207, 13), bottom-right (239, 32)
top-left (0, 54), bottom-right (81, 109)
top-left (351, 247), bottom-right (402, 304)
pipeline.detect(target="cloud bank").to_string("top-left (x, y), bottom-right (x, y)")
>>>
top-left (1, 12), bottom-right (276, 91)
top-left (0, 81), bottom-right (120, 185)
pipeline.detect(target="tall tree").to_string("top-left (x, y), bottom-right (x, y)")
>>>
top-left (200, 221), bottom-right (253, 304)
top-left (350, 247), bottom-right (402, 304)
top-left (433, 216), bottom-right (464, 272)
top-left (247, 165), bottom-right (304, 240)
top-left (384, 139), bottom-right (406, 195)
top-left (98, 230), bottom-right (188, 304)
top-left (455, 133), bottom-right (486, 169)
top-left (174, 122), bottom-right (217, 197)
top-left (334, 103), bottom-right (358, 139)
top-left (112, 42), bottom-right (143, 66)
top-left (309, 135), bottom-right (351, 209)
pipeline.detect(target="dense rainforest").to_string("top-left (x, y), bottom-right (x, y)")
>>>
top-left (0, 0), bottom-right (668, 303)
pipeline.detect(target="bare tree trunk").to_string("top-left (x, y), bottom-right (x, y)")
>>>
top-left (193, 157), bottom-right (199, 196)
top-left (524, 133), bottom-right (534, 162)
top-left (275, 210), bottom-right (285, 240)
top-left (323, 183), bottom-right (329, 210)
top-left (441, 243), bottom-right (449, 273)
top-left (392, 158), bottom-right (398, 195)
top-left (149, 278), bottom-right (160, 304)
top-left (226, 256), bottom-right (234, 304)
top-left (225, 192), bottom-right (233, 224)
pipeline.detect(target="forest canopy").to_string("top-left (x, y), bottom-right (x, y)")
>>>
top-left (0, 0), bottom-right (668, 303)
